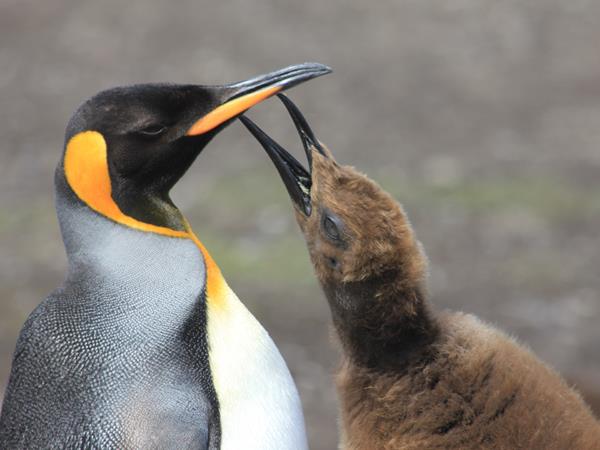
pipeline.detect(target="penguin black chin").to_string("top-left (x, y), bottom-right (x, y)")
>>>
top-left (239, 94), bottom-right (328, 217)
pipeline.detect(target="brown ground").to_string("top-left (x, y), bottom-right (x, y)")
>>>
top-left (1, 1), bottom-right (599, 448)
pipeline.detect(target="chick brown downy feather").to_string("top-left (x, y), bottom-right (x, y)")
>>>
top-left (296, 151), bottom-right (600, 450)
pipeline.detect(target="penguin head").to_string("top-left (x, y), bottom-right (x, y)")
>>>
top-left (241, 96), bottom-right (432, 364)
top-left (59, 64), bottom-right (331, 232)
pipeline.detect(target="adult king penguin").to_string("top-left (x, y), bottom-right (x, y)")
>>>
top-left (0, 63), bottom-right (330, 449)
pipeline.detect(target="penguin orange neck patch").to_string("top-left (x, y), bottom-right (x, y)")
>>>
top-left (63, 130), bottom-right (228, 303)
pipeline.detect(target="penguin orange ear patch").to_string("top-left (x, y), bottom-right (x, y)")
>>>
top-left (64, 132), bottom-right (119, 224)
top-left (63, 131), bottom-right (228, 302)
top-left (63, 131), bottom-right (188, 238)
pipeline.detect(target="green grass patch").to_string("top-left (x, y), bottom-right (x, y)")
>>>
top-left (196, 228), bottom-right (315, 286)
top-left (377, 175), bottom-right (600, 220)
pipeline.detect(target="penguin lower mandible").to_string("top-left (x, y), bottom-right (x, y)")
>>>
top-left (240, 96), bottom-right (600, 450)
top-left (0, 63), bottom-right (330, 450)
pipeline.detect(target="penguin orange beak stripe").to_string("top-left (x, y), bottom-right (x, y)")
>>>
top-left (187, 85), bottom-right (281, 136)
top-left (186, 62), bottom-right (331, 136)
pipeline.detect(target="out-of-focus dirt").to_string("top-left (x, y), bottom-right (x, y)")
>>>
top-left (1, 1), bottom-right (599, 447)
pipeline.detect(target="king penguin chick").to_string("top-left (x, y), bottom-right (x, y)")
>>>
top-left (0, 64), bottom-right (331, 450)
top-left (240, 95), bottom-right (600, 450)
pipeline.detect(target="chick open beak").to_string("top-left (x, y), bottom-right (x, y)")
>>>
top-left (239, 94), bottom-right (327, 216)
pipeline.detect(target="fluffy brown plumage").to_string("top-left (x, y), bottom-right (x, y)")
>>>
top-left (242, 97), bottom-right (600, 450)
top-left (241, 96), bottom-right (600, 449)
top-left (303, 152), bottom-right (600, 450)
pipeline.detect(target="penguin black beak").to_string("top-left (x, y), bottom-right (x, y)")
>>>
top-left (186, 63), bottom-right (331, 136)
top-left (239, 94), bottom-right (326, 216)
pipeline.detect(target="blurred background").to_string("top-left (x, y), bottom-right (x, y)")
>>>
top-left (1, 0), bottom-right (599, 447)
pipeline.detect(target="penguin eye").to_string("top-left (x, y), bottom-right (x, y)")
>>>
top-left (322, 215), bottom-right (341, 242)
top-left (136, 124), bottom-right (167, 137)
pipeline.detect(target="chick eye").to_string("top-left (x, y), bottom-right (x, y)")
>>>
top-left (137, 124), bottom-right (167, 137)
top-left (323, 215), bottom-right (341, 241)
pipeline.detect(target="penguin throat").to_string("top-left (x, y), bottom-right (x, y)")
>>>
top-left (324, 278), bottom-right (440, 370)
top-left (62, 130), bottom-right (228, 303)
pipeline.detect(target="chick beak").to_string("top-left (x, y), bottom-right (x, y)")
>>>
top-left (239, 93), bottom-right (326, 216)
top-left (186, 63), bottom-right (331, 136)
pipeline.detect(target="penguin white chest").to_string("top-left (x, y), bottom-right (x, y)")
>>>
top-left (206, 288), bottom-right (308, 450)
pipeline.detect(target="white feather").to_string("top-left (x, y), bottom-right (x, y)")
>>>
top-left (207, 287), bottom-right (308, 450)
